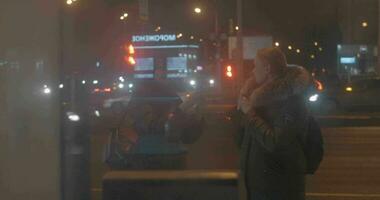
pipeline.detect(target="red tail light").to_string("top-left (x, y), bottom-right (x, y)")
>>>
top-left (226, 65), bottom-right (233, 78)
top-left (315, 80), bottom-right (323, 91)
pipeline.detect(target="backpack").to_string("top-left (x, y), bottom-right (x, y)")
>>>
top-left (303, 116), bottom-right (324, 174)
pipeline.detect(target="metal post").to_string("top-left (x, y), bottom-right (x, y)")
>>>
top-left (378, 0), bottom-right (380, 74)
top-left (214, 0), bottom-right (222, 94)
top-left (236, 0), bottom-right (243, 90)
top-left (60, 3), bottom-right (90, 200)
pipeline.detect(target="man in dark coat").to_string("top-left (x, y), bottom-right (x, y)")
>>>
top-left (238, 48), bottom-right (312, 200)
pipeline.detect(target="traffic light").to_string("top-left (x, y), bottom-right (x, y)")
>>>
top-left (128, 44), bottom-right (135, 54)
top-left (225, 65), bottom-right (233, 78)
top-left (124, 44), bottom-right (136, 66)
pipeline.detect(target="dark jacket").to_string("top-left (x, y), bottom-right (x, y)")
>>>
top-left (238, 66), bottom-right (312, 198)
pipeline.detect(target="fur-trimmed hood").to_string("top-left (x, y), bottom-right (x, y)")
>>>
top-left (248, 66), bottom-right (312, 108)
top-left (249, 66), bottom-right (312, 107)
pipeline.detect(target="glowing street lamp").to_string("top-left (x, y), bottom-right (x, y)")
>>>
top-left (194, 7), bottom-right (202, 14)
top-left (288, 45), bottom-right (292, 50)
top-left (275, 42), bottom-right (280, 47)
top-left (362, 21), bottom-right (368, 28)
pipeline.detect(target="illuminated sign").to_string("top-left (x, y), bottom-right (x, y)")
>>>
top-left (340, 57), bottom-right (356, 64)
top-left (132, 34), bottom-right (176, 42)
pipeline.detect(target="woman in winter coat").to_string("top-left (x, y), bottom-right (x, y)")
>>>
top-left (238, 47), bottom-right (312, 200)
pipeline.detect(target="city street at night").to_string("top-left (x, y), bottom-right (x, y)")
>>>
top-left (90, 103), bottom-right (380, 200)
top-left (2, 0), bottom-right (380, 200)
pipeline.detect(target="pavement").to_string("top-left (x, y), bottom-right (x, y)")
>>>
top-left (90, 103), bottom-right (380, 200)
top-left (306, 127), bottom-right (380, 200)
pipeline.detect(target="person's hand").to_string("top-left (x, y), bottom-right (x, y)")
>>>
top-left (239, 95), bottom-right (252, 114)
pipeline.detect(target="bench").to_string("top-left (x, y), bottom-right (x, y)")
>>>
top-left (103, 170), bottom-right (239, 200)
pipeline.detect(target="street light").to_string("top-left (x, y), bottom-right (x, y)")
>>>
top-left (177, 33), bottom-right (183, 38)
top-left (362, 21), bottom-right (368, 28)
top-left (66, 0), bottom-right (73, 5)
top-left (296, 49), bottom-right (301, 53)
top-left (314, 42), bottom-right (318, 46)
top-left (288, 45), bottom-right (292, 50)
top-left (275, 42), bottom-right (280, 47)
top-left (319, 47), bottom-right (323, 51)
top-left (310, 54), bottom-right (315, 59)
top-left (235, 26), bottom-right (239, 31)
top-left (194, 7), bottom-right (202, 14)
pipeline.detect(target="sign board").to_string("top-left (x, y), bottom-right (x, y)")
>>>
top-left (340, 57), bottom-right (356, 64)
top-left (229, 36), bottom-right (273, 60)
top-left (132, 34), bottom-right (176, 43)
top-left (139, 0), bottom-right (149, 21)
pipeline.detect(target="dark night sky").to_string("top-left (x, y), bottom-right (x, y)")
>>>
top-left (145, 0), bottom-right (340, 40)
top-left (145, 0), bottom-right (341, 67)
top-left (75, 0), bottom-right (342, 70)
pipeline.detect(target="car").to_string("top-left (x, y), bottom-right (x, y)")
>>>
top-left (332, 78), bottom-right (380, 111)
top-left (287, 64), bottom-right (324, 107)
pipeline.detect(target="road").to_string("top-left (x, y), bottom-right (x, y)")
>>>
top-left (90, 104), bottom-right (380, 200)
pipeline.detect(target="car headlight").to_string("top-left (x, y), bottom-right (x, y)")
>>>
top-left (190, 80), bottom-right (196, 86)
top-left (309, 94), bottom-right (319, 102)
top-left (43, 85), bottom-right (51, 95)
top-left (94, 110), bottom-right (100, 117)
top-left (67, 112), bottom-right (80, 122)
top-left (43, 87), bottom-right (51, 94)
